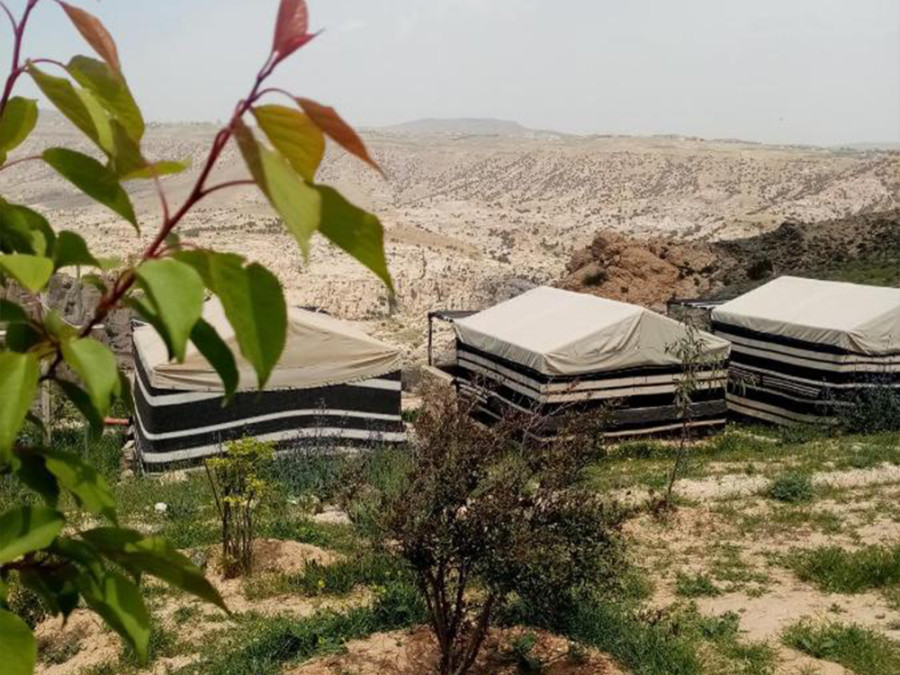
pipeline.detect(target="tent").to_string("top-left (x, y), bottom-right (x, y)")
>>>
top-left (132, 299), bottom-right (404, 471)
top-left (711, 276), bottom-right (900, 425)
top-left (451, 286), bottom-right (731, 437)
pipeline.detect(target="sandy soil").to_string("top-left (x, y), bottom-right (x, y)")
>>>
top-left (626, 473), bottom-right (900, 675)
top-left (34, 538), bottom-right (362, 674)
top-left (286, 626), bottom-right (625, 675)
top-left (614, 461), bottom-right (900, 504)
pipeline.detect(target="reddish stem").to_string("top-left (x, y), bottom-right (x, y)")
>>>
top-left (199, 179), bottom-right (255, 198)
top-left (0, 153), bottom-right (40, 172)
top-left (41, 48), bottom-right (284, 379)
top-left (0, 2), bottom-right (16, 32)
top-left (73, 52), bottom-right (280, 332)
top-left (0, 0), bottom-right (40, 117)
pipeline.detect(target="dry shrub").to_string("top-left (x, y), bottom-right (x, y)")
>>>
top-left (373, 385), bottom-right (622, 675)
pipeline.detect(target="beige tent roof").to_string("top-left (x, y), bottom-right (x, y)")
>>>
top-left (134, 298), bottom-right (402, 391)
top-left (711, 276), bottom-right (900, 355)
top-left (454, 286), bottom-right (730, 376)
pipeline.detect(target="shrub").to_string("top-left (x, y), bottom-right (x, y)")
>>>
top-left (206, 438), bottom-right (274, 577)
top-left (838, 385), bottom-right (900, 434)
top-left (374, 386), bottom-right (622, 675)
top-left (767, 471), bottom-right (814, 503)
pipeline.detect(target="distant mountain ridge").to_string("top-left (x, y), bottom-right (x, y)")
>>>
top-left (376, 117), bottom-right (567, 139)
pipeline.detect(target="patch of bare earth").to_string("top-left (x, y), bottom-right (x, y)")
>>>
top-left (625, 473), bottom-right (900, 674)
top-left (615, 461), bottom-right (900, 504)
top-left (35, 538), bottom-right (368, 674)
top-left (286, 626), bottom-right (625, 675)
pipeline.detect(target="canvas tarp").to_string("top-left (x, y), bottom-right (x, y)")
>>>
top-left (134, 298), bottom-right (402, 392)
top-left (453, 286), bottom-right (729, 376)
top-left (711, 276), bottom-right (900, 355)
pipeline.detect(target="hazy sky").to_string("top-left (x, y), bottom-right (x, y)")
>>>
top-left (15, 0), bottom-right (900, 146)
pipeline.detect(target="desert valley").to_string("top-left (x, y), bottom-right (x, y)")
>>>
top-left (7, 114), bottom-right (900, 363)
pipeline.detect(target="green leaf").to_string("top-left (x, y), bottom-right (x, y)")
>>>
top-left (51, 536), bottom-right (104, 578)
top-left (122, 158), bottom-right (190, 181)
top-left (42, 148), bottom-right (138, 228)
top-left (54, 230), bottom-right (101, 270)
top-left (0, 609), bottom-right (37, 675)
top-left (252, 104), bottom-right (324, 181)
top-left (315, 185), bottom-right (393, 290)
top-left (61, 337), bottom-right (120, 419)
top-left (77, 86), bottom-right (114, 155)
top-left (0, 201), bottom-right (55, 256)
top-left (233, 119), bottom-right (267, 193)
top-left (2, 323), bottom-right (43, 353)
top-left (19, 563), bottom-right (80, 618)
top-left (0, 253), bottom-right (53, 292)
top-left (190, 318), bottom-right (239, 401)
top-left (134, 259), bottom-right (205, 361)
top-left (108, 119), bottom-right (147, 177)
top-left (0, 506), bottom-right (64, 564)
top-left (77, 570), bottom-right (150, 663)
top-left (0, 299), bottom-right (28, 324)
top-left (42, 310), bottom-right (78, 342)
top-left (56, 380), bottom-right (104, 437)
top-left (59, 2), bottom-right (121, 72)
top-left (27, 64), bottom-right (99, 147)
top-left (173, 250), bottom-right (286, 388)
top-left (0, 352), bottom-right (39, 460)
top-left (13, 449), bottom-right (60, 507)
top-left (236, 120), bottom-right (321, 255)
top-left (42, 449), bottom-right (116, 522)
top-left (209, 257), bottom-right (286, 388)
top-left (0, 97), bottom-right (38, 154)
top-left (258, 146), bottom-right (321, 256)
top-left (82, 528), bottom-right (228, 611)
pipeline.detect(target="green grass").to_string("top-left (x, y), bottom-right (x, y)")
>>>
top-left (243, 551), bottom-right (406, 599)
top-left (783, 620), bottom-right (900, 675)
top-left (584, 423), bottom-right (893, 494)
top-left (180, 580), bottom-right (427, 675)
top-left (787, 544), bottom-right (900, 594)
top-left (502, 586), bottom-right (774, 675)
top-left (675, 572), bottom-right (722, 598)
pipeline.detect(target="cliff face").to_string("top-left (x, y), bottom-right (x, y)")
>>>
top-left (560, 209), bottom-right (900, 309)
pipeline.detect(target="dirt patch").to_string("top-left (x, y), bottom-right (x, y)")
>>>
top-left (35, 611), bottom-right (120, 675)
top-left (286, 626), bottom-right (625, 675)
top-left (35, 539), bottom-right (365, 673)
top-left (615, 461), bottom-right (900, 505)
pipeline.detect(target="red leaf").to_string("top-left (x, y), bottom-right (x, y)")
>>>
top-left (295, 98), bottom-right (383, 176)
top-left (58, 2), bottom-right (121, 72)
top-left (273, 0), bottom-right (311, 57)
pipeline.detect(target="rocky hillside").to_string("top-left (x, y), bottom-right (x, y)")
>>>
top-left (4, 112), bottom-right (899, 361)
top-left (561, 209), bottom-right (900, 309)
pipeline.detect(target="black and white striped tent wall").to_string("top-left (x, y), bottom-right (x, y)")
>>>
top-left (451, 287), bottom-right (731, 438)
top-left (132, 300), bottom-right (405, 471)
top-left (711, 276), bottom-right (900, 426)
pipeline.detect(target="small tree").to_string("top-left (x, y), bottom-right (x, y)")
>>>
top-left (0, 0), bottom-right (391, 669)
top-left (377, 387), bottom-right (621, 675)
top-left (205, 438), bottom-right (274, 578)
top-left (662, 321), bottom-right (718, 508)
